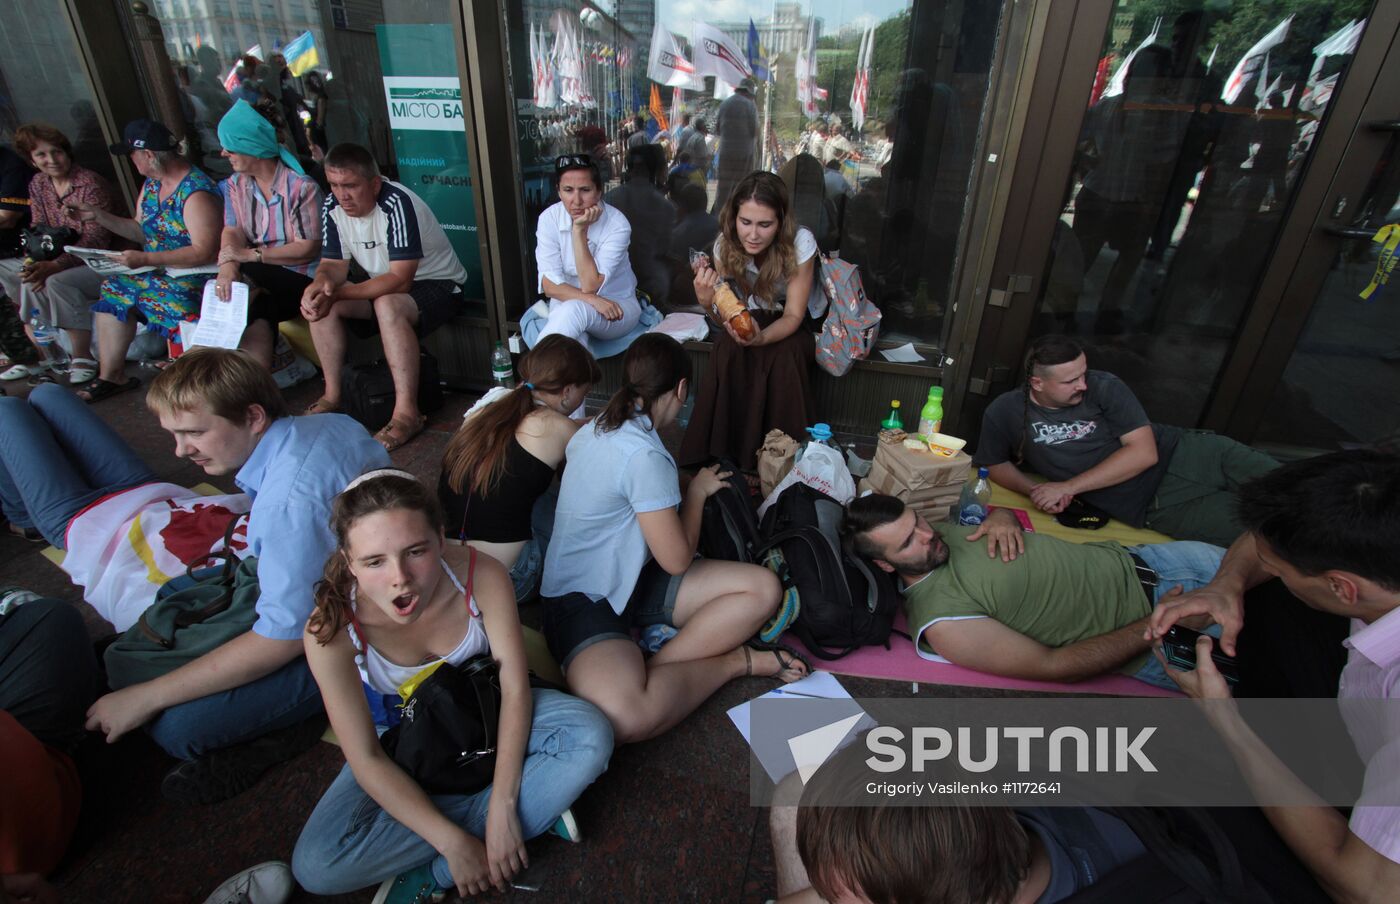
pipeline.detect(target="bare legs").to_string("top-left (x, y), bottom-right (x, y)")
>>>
top-left (563, 560), bottom-right (798, 744)
top-left (92, 313), bottom-right (136, 383)
top-left (306, 293), bottom-right (421, 424)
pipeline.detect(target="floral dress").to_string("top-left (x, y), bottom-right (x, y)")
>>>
top-left (92, 168), bottom-right (218, 338)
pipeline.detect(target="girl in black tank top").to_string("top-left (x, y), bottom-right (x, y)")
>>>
top-left (438, 335), bottom-right (601, 549)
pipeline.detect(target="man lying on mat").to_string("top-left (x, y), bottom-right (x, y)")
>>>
top-left (840, 494), bottom-right (1224, 689)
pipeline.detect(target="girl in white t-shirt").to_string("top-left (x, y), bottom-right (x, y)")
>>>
top-left (292, 470), bottom-right (612, 902)
top-left (681, 171), bottom-right (818, 471)
top-left (540, 334), bottom-right (809, 745)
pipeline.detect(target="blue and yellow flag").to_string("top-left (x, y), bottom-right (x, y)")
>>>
top-left (283, 30), bottom-right (319, 77)
top-left (748, 19), bottom-right (771, 82)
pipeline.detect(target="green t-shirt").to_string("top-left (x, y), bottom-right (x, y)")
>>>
top-left (903, 527), bottom-right (1153, 674)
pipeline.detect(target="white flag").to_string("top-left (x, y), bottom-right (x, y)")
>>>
top-left (691, 21), bottom-right (751, 87)
top-left (1103, 17), bottom-right (1161, 98)
top-left (648, 22), bottom-right (697, 87)
top-left (1222, 16), bottom-right (1293, 104)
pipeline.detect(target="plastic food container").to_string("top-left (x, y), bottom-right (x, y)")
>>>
top-left (926, 432), bottom-right (967, 458)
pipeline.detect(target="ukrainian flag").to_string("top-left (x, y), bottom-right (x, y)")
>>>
top-left (283, 30), bottom-right (319, 77)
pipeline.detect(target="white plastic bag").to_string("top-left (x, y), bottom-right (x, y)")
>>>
top-left (757, 442), bottom-right (857, 518)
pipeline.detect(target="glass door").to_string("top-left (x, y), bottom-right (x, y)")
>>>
top-left (1213, 14), bottom-right (1400, 451)
top-left (956, 0), bottom-right (1392, 438)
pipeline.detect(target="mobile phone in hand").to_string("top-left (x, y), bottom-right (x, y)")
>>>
top-left (1162, 625), bottom-right (1240, 686)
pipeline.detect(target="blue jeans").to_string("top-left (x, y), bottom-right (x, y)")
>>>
top-left (146, 655), bottom-right (324, 760)
top-left (0, 384), bottom-right (155, 548)
top-left (1127, 541), bottom-right (1227, 689)
top-left (291, 689), bottom-right (613, 896)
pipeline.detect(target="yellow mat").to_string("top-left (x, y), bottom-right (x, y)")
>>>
top-left (986, 480), bottom-right (1173, 546)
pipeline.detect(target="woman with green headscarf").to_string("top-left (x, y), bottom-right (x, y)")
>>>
top-left (214, 99), bottom-right (324, 368)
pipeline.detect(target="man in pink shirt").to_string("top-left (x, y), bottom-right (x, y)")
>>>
top-left (1151, 449), bottom-right (1400, 901)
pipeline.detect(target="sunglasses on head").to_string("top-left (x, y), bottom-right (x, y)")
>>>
top-left (555, 154), bottom-right (593, 170)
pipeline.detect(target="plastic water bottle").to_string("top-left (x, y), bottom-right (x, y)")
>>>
top-left (490, 340), bottom-right (514, 388)
top-left (881, 399), bottom-right (904, 431)
top-left (805, 422), bottom-right (834, 446)
top-left (917, 386), bottom-right (944, 437)
top-left (957, 467), bottom-right (992, 526)
top-left (32, 322), bottom-right (68, 370)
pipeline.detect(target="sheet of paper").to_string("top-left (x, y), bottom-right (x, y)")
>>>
top-left (727, 671), bottom-right (875, 783)
top-left (165, 264), bottom-right (223, 278)
top-left (63, 245), bottom-right (154, 275)
top-left (879, 342), bottom-right (926, 363)
top-left (189, 280), bottom-right (249, 349)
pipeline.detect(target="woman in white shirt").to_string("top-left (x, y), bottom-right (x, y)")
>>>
top-left (535, 155), bottom-right (642, 354)
top-left (680, 171), bottom-right (818, 470)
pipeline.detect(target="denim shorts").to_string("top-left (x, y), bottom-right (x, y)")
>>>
top-left (542, 559), bottom-right (683, 669)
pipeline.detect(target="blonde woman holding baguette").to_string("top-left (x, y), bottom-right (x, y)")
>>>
top-left (680, 171), bottom-right (818, 472)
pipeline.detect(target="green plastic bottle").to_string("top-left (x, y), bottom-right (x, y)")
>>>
top-left (918, 386), bottom-right (944, 437)
top-left (881, 400), bottom-right (904, 431)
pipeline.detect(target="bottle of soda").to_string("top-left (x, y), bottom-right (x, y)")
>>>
top-left (957, 467), bottom-right (992, 526)
top-left (490, 340), bottom-right (514, 388)
top-left (917, 386), bottom-right (944, 437)
top-left (881, 400), bottom-right (904, 431)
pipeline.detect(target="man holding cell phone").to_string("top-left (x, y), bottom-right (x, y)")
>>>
top-left (1150, 449), bottom-right (1400, 902)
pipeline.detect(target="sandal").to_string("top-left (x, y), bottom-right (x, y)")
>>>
top-left (77, 376), bottom-right (141, 403)
top-left (744, 639), bottom-right (812, 681)
top-left (0, 363), bottom-right (35, 381)
top-left (373, 414), bottom-right (427, 453)
top-left (69, 357), bottom-right (98, 384)
top-left (304, 397), bottom-right (341, 416)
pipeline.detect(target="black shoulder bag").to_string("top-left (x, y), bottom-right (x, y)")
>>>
top-left (370, 549), bottom-right (505, 794)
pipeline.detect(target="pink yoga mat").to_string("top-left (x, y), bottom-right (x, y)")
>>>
top-left (781, 611), bottom-right (1182, 698)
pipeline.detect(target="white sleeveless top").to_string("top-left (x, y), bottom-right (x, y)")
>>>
top-left (346, 553), bottom-right (490, 696)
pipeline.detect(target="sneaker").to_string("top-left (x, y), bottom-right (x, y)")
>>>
top-left (0, 586), bottom-right (43, 616)
top-left (161, 713), bottom-right (328, 805)
top-left (202, 861), bottom-right (294, 904)
top-left (549, 807), bottom-right (582, 843)
top-left (371, 863), bottom-right (445, 904)
top-left (5, 522), bottom-right (44, 543)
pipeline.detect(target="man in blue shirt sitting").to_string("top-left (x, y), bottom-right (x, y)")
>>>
top-left (83, 348), bottom-right (389, 802)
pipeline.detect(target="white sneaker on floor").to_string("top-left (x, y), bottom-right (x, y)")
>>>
top-left (201, 861), bottom-right (294, 904)
top-left (0, 363), bottom-right (35, 381)
top-left (68, 356), bottom-right (98, 384)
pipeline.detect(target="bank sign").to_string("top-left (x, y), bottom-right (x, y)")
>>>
top-left (383, 77), bottom-right (465, 132)
top-left (377, 25), bottom-right (483, 298)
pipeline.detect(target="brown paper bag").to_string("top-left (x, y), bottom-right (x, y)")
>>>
top-left (872, 439), bottom-right (973, 492)
top-left (757, 429), bottom-right (799, 497)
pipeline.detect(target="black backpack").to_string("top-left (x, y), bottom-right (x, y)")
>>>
top-left (756, 483), bottom-right (900, 660)
top-left (698, 458), bottom-right (762, 563)
top-left (340, 349), bottom-right (444, 433)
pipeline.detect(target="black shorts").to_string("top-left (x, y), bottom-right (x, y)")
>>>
top-left (541, 559), bottom-right (683, 669)
top-left (240, 261), bottom-right (314, 327)
top-left (346, 278), bottom-right (463, 339)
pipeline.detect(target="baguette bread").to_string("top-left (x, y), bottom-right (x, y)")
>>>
top-left (711, 279), bottom-right (758, 341)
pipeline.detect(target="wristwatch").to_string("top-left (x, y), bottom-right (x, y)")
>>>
top-left (254, 247), bottom-right (263, 263)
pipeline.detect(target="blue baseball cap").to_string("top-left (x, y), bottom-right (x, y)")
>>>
top-left (109, 119), bottom-right (177, 155)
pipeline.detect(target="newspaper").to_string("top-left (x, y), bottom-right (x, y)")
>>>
top-left (63, 245), bottom-right (154, 276)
